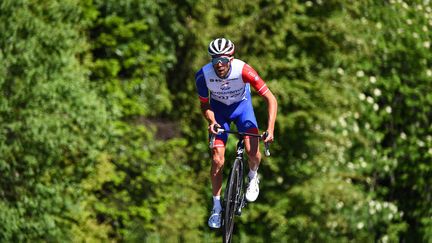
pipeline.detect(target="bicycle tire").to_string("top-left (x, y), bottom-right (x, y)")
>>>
top-left (222, 158), bottom-right (242, 243)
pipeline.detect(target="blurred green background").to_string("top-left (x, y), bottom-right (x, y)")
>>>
top-left (0, 0), bottom-right (431, 242)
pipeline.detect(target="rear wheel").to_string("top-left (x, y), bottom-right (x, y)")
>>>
top-left (222, 159), bottom-right (242, 243)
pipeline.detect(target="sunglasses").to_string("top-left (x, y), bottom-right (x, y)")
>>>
top-left (212, 56), bottom-right (231, 65)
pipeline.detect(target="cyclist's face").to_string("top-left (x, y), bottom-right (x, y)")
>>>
top-left (212, 56), bottom-right (232, 78)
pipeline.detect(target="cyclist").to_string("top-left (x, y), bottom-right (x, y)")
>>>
top-left (195, 38), bottom-right (278, 229)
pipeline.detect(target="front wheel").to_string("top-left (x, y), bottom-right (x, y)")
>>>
top-left (222, 158), bottom-right (242, 243)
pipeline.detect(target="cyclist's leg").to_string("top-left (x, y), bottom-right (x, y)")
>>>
top-left (208, 113), bottom-right (230, 228)
top-left (232, 99), bottom-right (261, 171)
top-left (210, 112), bottom-right (230, 197)
top-left (233, 99), bottom-right (262, 202)
top-left (211, 146), bottom-right (225, 197)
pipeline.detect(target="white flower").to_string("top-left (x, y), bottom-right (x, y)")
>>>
top-left (407, 19), bottom-right (413, 25)
top-left (366, 96), bottom-right (374, 104)
top-left (357, 222), bottom-right (365, 229)
top-left (425, 41), bottom-right (431, 48)
top-left (339, 117), bottom-right (347, 127)
top-left (336, 201), bottom-right (344, 209)
top-left (423, 26), bottom-right (429, 32)
top-left (427, 69), bottom-right (432, 76)
top-left (354, 112), bottom-right (360, 119)
top-left (373, 104), bottom-right (379, 111)
top-left (402, 2), bottom-right (409, 9)
top-left (337, 67), bottom-right (345, 75)
top-left (376, 22), bottom-right (383, 29)
top-left (428, 148), bottom-right (432, 155)
top-left (370, 76), bottom-right (377, 83)
top-left (353, 124), bottom-right (359, 133)
top-left (356, 70), bottom-right (365, 77)
top-left (417, 140), bottom-right (425, 147)
top-left (389, 204), bottom-right (398, 213)
top-left (276, 176), bottom-right (283, 184)
top-left (385, 106), bottom-right (392, 113)
top-left (305, 1), bottom-right (313, 7)
top-left (359, 93), bottom-right (366, 100)
top-left (376, 202), bottom-right (382, 211)
top-left (373, 88), bottom-right (382, 96)
top-left (413, 32), bottom-right (419, 39)
top-left (400, 132), bottom-right (407, 140)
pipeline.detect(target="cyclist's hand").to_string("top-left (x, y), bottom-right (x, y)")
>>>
top-left (208, 123), bottom-right (221, 135)
top-left (264, 130), bottom-right (274, 143)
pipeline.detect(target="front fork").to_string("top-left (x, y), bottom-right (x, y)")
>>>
top-left (235, 158), bottom-right (247, 216)
top-left (236, 194), bottom-right (247, 216)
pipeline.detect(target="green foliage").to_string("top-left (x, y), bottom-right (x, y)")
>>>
top-left (89, 0), bottom-right (176, 118)
top-left (260, 175), bottom-right (405, 242)
top-left (85, 0), bottom-right (208, 241)
top-left (341, 1), bottom-right (432, 241)
top-left (1, 0), bottom-right (430, 241)
top-left (0, 0), bottom-right (110, 241)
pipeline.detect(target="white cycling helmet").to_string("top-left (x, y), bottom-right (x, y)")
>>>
top-left (208, 38), bottom-right (235, 57)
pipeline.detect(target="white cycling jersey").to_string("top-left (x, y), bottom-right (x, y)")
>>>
top-left (195, 59), bottom-right (269, 106)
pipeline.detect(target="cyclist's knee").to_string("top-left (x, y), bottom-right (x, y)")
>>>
top-left (212, 155), bottom-right (224, 167)
top-left (247, 150), bottom-right (261, 161)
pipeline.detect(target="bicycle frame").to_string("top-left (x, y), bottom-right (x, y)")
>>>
top-left (209, 129), bottom-right (270, 243)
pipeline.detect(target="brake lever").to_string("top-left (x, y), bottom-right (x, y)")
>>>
top-left (209, 134), bottom-right (216, 149)
top-left (209, 125), bottom-right (224, 149)
top-left (262, 131), bottom-right (271, 157)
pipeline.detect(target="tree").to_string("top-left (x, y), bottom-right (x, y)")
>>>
top-left (0, 0), bottom-right (110, 241)
top-left (344, 1), bottom-right (432, 240)
top-left (85, 0), bottom-right (208, 241)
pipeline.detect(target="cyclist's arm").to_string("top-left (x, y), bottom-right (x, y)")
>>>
top-left (200, 102), bottom-right (220, 134)
top-left (262, 90), bottom-right (277, 143)
top-left (196, 69), bottom-right (219, 134)
top-left (200, 102), bottom-right (216, 124)
top-left (242, 64), bottom-right (278, 142)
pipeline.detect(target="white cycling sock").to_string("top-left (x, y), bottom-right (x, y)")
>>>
top-left (213, 196), bottom-right (221, 211)
top-left (248, 168), bottom-right (258, 180)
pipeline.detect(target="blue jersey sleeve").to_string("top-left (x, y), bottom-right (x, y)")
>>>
top-left (195, 69), bottom-right (209, 103)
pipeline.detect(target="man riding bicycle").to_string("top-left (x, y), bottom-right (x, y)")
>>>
top-left (195, 37), bottom-right (278, 229)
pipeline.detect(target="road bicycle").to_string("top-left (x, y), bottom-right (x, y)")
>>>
top-left (210, 128), bottom-right (270, 243)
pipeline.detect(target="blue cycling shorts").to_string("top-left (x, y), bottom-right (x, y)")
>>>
top-left (210, 93), bottom-right (259, 147)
